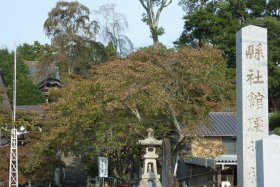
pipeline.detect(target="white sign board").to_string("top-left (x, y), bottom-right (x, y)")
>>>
top-left (98, 157), bottom-right (108, 177)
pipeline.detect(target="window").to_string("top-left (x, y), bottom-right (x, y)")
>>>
top-left (222, 137), bottom-right (236, 155)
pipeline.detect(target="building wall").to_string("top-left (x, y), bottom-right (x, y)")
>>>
top-left (176, 163), bottom-right (216, 187)
top-left (191, 137), bottom-right (224, 158)
top-left (222, 137), bottom-right (237, 155)
top-left (176, 136), bottom-right (237, 186)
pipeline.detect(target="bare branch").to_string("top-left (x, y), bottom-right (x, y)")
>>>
top-left (139, 0), bottom-right (148, 11)
top-left (156, 0), bottom-right (172, 24)
top-left (164, 0), bottom-right (172, 8)
top-left (149, 0), bottom-right (156, 25)
top-left (130, 107), bottom-right (142, 122)
top-left (171, 135), bottom-right (186, 158)
top-left (160, 98), bottom-right (184, 139)
top-left (171, 108), bottom-right (184, 139)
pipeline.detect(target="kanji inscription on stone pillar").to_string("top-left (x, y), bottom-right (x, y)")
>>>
top-left (236, 25), bottom-right (268, 187)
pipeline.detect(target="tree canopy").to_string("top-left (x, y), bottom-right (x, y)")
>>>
top-left (44, 46), bottom-right (234, 177)
top-left (0, 48), bottom-right (44, 105)
top-left (17, 41), bottom-right (52, 61)
top-left (44, 1), bottom-right (105, 75)
top-left (177, 0), bottom-right (280, 110)
top-left (1, 0), bottom-right (280, 184)
top-left (94, 3), bottom-right (133, 57)
top-left (176, 0), bottom-right (242, 67)
top-left (139, 0), bottom-right (173, 47)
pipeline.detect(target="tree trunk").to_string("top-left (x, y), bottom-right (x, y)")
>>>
top-left (68, 65), bottom-right (72, 75)
top-left (151, 26), bottom-right (159, 47)
top-left (162, 138), bottom-right (174, 187)
top-left (139, 0), bottom-right (173, 48)
top-left (113, 166), bottom-right (120, 178)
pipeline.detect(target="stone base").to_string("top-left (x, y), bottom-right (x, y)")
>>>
top-left (139, 178), bottom-right (162, 187)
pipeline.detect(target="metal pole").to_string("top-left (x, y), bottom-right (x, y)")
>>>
top-left (9, 43), bottom-right (18, 187)
top-left (13, 45), bottom-right (16, 123)
top-left (8, 128), bottom-right (18, 187)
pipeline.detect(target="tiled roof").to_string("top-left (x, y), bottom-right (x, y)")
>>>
top-left (215, 154), bottom-right (237, 163)
top-left (24, 61), bottom-right (61, 84)
top-left (197, 112), bottom-right (237, 137)
top-left (16, 105), bottom-right (44, 118)
top-left (0, 138), bottom-right (9, 147)
top-left (185, 155), bottom-right (237, 168)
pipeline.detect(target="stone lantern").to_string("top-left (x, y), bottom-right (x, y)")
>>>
top-left (138, 128), bottom-right (162, 187)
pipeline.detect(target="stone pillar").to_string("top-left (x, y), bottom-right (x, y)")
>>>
top-left (54, 168), bottom-right (61, 186)
top-left (236, 25), bottom-right (268, 187)
top-left (256, 135), bottom-right (280, 187)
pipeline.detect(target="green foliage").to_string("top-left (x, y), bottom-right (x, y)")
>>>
top-left (16, 78), bottom-right (44, 105)
top-left (246, 0), bottom-right (266, 17)
top-left (176, 0), bottom-right (242, 67)
top-left (246, 16), bottom-right (280, 110)
top-left (17, 41), bottom-right (52, 61)
top-left (23, 140), bottom-right (61, 175)
top-left (177, 0), bottom-right (280, 110)
top-left (0, 110), bottom-right (11, 131)
top-left (0, 48), bottom-right (28, 86)
top-left (269, 111), bottom-right (280, 130)
top-left (266, 0), bottom-right (280, 18)
top-left (0, 48), bottom-right (44, 105)
top-left (0, 119), bottom-right (60, 185)
top-left (45, 46), bottom-right (234, 177)
top-left (105, 42), bottom-right (117, 60)
top-left (274, 127), bottom-right (280, 136)
top-left (177, 0), bottom-right (279, 67)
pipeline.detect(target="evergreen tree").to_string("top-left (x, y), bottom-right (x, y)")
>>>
top-left (177, 0), bottom-right (280, 110)
top-left (17, 41), bottom-right (52, 61)
top-left (0, 48), bottom-right (44, 105)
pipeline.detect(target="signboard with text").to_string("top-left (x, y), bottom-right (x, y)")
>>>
top-left (98, 157), bottom-right (108, 177)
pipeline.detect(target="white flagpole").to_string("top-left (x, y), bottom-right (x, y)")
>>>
top-left (13, 43), bottom-right (16, 123)
top-left (9, 42), bottom-right (18, 187)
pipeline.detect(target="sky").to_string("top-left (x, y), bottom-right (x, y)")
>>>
top-left (0, 0), bottom-right (185, 51)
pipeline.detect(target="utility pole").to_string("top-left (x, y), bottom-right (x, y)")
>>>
top-left (9, 44), bottom-right (18, 187)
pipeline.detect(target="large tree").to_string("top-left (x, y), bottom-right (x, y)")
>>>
top-left (44, 46), bottom-right (234, 180)
top-left (248, 16), bottom-right (280, 110)
top-left (176, 0), bottom-right (242, 67)
top-left (94, 3), bottom-right (133, 57)
top-left (139, 0), bottom-right (173, 47)
top-left (177, 0), bottom-right (280, 110)
top-left (44, 1), bottom-right (104, 75)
